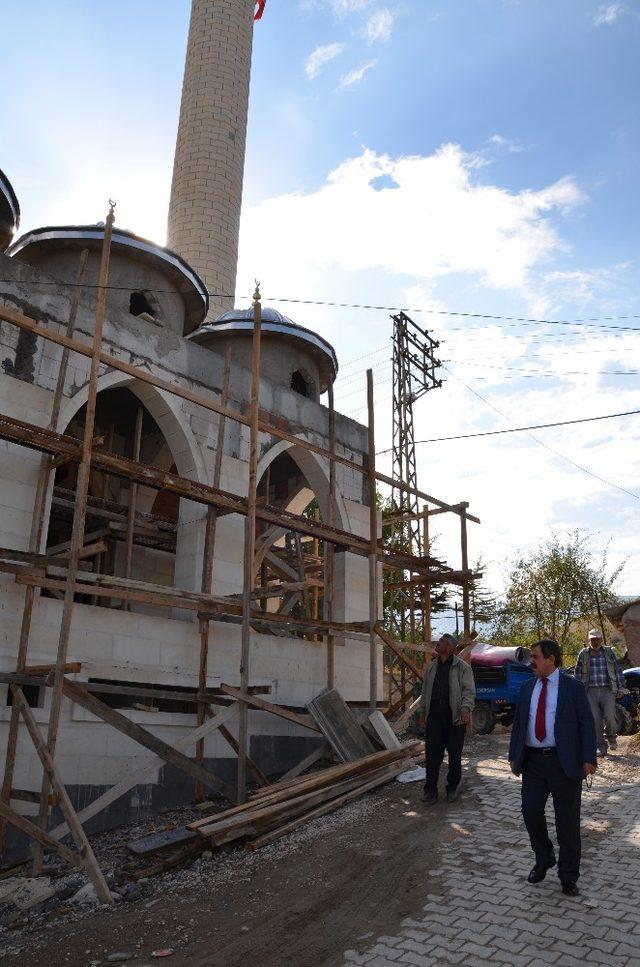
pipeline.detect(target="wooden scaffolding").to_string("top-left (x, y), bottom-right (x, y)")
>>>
top-left (0, 206), bottom-right (479, 892)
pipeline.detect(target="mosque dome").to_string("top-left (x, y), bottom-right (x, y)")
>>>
top-left (191, 305), bottom-right (338, 395)
top-left (0, 168), bottom-right (20, 252)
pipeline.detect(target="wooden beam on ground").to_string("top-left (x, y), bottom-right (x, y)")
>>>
top-left (246, 762), bottom-right (406, 851)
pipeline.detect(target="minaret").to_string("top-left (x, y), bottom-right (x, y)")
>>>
top-left (167, 0), bottom-right (255, 326)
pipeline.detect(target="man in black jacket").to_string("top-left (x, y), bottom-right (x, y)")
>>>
top-left (509, 639), bottom-right (597, 896)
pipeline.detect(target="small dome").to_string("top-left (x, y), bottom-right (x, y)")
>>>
top-left (191, 305), bottom-right (338, 391)
top-left (0, 168), bottom-right (20, 252)
top-left (8, 225), bottom-right (208, 331)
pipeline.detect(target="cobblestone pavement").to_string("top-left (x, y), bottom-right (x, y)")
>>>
top-left (342, 736), bottom-right (640, 967)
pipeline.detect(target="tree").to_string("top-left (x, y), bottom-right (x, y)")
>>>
top-left (493, 530), bottom-right (624, 663)
top-left (470, 556), bottom-right (498, 635)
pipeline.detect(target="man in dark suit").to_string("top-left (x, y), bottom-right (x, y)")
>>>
top-left (509, 639), bottom-right (597, 896)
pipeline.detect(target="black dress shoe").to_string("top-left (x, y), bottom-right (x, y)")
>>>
top-left (421, 791), bottom-right (438, 805)
top-left (527, 856), bottom-right (557, 883)
top-left (561, 881), bottom-right (580, 896)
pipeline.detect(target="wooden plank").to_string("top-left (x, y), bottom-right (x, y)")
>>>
top-left (275, 743), bottom-right (331, 786)
top-left (193, 762), bottom-right (402, 842)
top-left (48, 701), bottom-right (239, 842)
top-left (238, 288), bottom-right (263, 804)
top-left (32, 215), bottom-right (116, 875)
top-left (0, 801), bottom-right (82, 869)
top-left (61, 679), bottom-right (234, 798)
top-left (11, 686), bottom-right (112, 903)
top-left (0, 416), bottom-right (473, 575)
top-left (123, 405), bottom-right (143, 610)
top-left (1, 301), bottom-right (482, 522)
top-left (218, 723), bottom-right (270, 789)
top-left (374, 623), bottom-right (423, 680)
top-left (219, 684), bottom-right (320, 733)
top-left (366, 369), bottom-right (378, 711)
top-left (368, 710), bottom-right (401, 750)
top-left (196, 345), bottom-right (232, 800)
top-left (23, 662), bottom-right (82, 677)
top-left (326, 380), bottom-right (337, 686)
top-left (128, 825), bottom-right (198, 856)
top-left (246, 762), bottom-right (405, 850)
top-left (248, 742), bottom-right (422, 803)
top-left (307, 688), bottom-right (376, 762)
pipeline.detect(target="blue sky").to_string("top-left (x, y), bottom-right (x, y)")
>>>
top-left (2, 0), bottom-right (640, 604)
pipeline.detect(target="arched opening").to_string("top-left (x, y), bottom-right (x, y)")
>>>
top-left (253, 450), bottom-right (325, 638)
top-left (45, 386), bottom-right (179, 615)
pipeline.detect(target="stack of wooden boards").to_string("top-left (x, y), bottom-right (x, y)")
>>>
top-left (125, 687), bottom-right (421, 875)
top-left (187, 741), bottom-right (422, 851)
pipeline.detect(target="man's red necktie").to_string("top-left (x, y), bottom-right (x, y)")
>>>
top-left (535, 678), bottom-right (548, 742)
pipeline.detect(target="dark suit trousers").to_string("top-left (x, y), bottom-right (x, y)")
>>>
top-left (521, 750), bottom-right (583, 882)
top-left (424, 705), bottom-right (466, 795)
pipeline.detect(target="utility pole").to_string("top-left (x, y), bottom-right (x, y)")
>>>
top-left (389, 311), bottom-right (442, 650)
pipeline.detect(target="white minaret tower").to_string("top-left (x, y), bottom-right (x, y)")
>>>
top-left (167, 0), bottom-right (255, 326)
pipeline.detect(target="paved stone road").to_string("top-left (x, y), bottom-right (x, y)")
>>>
top-left (342, 736), bottom-right (640, 966)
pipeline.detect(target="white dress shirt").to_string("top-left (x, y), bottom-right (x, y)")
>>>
top-left (526, 668), bottom-right (560, 748)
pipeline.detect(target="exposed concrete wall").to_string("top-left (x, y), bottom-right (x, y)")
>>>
top-left (0, 252), bottom-right (383, 848)
top-left (198, 332), bottom-right (324, 399)
top-left (12, 247), bottom-right (189, 336)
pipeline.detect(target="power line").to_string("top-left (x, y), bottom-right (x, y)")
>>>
top-left (436, 366), bottom-right (640, 501)
top-left (405, 408), bottom-right (640, 443)
top-left (3, 277), bottom-right (639, 331)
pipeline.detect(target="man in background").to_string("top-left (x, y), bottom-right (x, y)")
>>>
top-left (421, 632), bottom-right (475, 805)
top-left (509, 639), bottom-right (597, 896)
top-left (574, 629), bottom-right (625, 755)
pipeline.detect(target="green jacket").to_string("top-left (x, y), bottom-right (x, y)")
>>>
top-left (575, 645), bottom-right (623, 691)
top-left (421, 654), bottom-right (476, 721)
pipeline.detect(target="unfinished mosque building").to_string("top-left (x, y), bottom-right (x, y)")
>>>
top-left (0, 1), bottom-right (476, 872)
top-left (0, 157), bottom-right (377, 848)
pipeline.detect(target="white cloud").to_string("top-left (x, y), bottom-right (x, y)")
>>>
top-left (305, 42), bottom-right (346, 79)
top-left (593, 3), bottom-right (627, 25)
top-left (488, 133), bottom-right (524, 154)
top-left (362, 8), bottom-right (394, 44)
top-left (338, 60), bottom-right (378, 89)
top-left (331, 0), bottom-right (372, 14)
top-left (239, 144), bottom-right (583, 292)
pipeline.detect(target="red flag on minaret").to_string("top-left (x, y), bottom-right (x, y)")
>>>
top-left (254, 1), bottom-right (266, 20)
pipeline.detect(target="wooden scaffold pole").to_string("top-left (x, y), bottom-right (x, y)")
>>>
top-left (32, 204), bottom-right (116, 874)
top-left (0, 247), bottom-right (89, 856)
top-left (460, 505), bottom-right (471, 642)
top-left (123, 404), bottom-right (143, 609)
top-left (195, 345), bottom-right (232, 801)
top-left (367, 369), bottom-right (378, 711)
top-left (325, 380), bottom-right (336, 688)
top-left (237, 283), bottom-right (262, 804)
